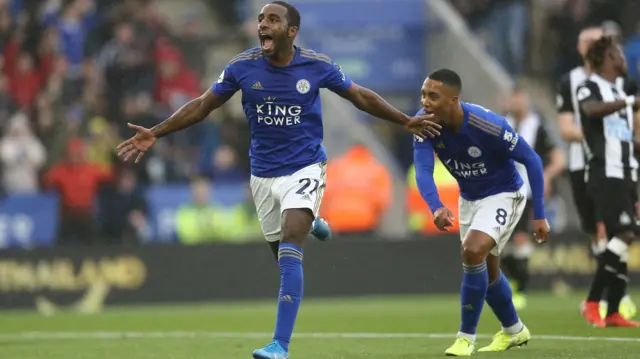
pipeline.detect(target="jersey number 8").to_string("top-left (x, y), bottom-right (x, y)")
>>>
top-left (495, 208), bottom-right (508, 226)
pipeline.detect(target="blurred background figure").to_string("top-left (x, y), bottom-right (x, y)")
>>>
top-left (503, 87), bottom-right (566, 310)
top-left (321, 143), bottom-right (392, 237)
top-left (0, 0), bottom-right (630, 248)
top-left (97, 167), bottom-right (149, 244)
top-left (44, 137), bottom-right (112, 245)
top-left (0, 112), bottom-right (45, 194)
top-left (175, 177), bottom-right (259, 244)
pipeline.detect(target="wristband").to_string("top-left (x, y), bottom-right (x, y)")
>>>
top-left (625, 96), bottom-right (636, 107)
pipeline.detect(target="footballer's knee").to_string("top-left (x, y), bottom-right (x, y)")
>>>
top-left (461, 230), bottom-right (495, 265)
top-left (280, 208), bottom-right (314, 247)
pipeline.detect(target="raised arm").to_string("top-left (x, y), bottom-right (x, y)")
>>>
top-left (320, 60), bottom-right (440, 137)
top-left (340, 83), bottom-right (413, 126)
top-left (117, 63), bottom-right (239, 163)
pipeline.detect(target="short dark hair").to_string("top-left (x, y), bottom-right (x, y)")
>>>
top-left (270, 1), bottom-right (301, 29)
top-left (585, 35), bottom-right (615, 70)
top-left (428, 68), bottom-right (462, 92)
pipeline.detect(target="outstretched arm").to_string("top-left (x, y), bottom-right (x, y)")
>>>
top-left (340, 83), bottom-right (413, 126)
top-left (322, 62), bottom-right (440, 137)
top-left (152, 89), bottom-right (230, 138)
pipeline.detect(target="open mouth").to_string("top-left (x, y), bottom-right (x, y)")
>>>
top-left (259, 33), bottom-right (274, 51)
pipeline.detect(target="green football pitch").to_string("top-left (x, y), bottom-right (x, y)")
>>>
top-left (1, 292), bottom-right (639, 358)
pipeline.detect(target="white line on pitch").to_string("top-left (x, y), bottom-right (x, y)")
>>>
top-left (0, 332), bottom-right (638, 343)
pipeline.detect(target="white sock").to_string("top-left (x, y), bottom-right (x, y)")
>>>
top-left (457, 331), bottom-right (476, 343)
top-left (502, 320), bottom-right (525, 335)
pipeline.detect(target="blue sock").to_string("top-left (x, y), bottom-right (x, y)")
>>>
top-left (459, 262), bottom-right (489, 336)
top-left (273, 243), bottom-right (304, 351)
top-left (485, 270), bottom-right (522, 332)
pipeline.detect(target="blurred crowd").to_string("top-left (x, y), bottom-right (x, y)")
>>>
top-left (0, 0), bottom-right (253, 246)
top-left (0, 0), bottom-right (622, 248)
top-left (451, 0), bottom-right (640, 85)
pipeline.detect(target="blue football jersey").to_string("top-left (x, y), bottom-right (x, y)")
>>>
top-left (414, 102), bottom-right (524, 201)
top-left (212, 46), bottom-right (352, 177)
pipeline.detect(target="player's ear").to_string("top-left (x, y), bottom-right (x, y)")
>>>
top-left (287, 26), bottom-right (298, 39)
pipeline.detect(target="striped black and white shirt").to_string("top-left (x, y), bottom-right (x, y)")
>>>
top-left (576, 74), bottom-right (639, 182)
top-left (556, 66), bottom-right (588, 172)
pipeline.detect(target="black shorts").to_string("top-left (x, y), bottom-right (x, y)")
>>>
top-left (589, 177), bottom-right (640, 240)
top-left (513, 200), bottom-right (533, 233)
top-left (570, 170), bottom-right (599, 234)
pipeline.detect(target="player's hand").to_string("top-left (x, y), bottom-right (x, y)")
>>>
top-left (116, 123), bottom-right (157, 163)
top-left (533, 219), bottom-right (550, 243)
top-left (433, 207), bottom-right (455, 231)
top-left (405, 114), bottom-right (441, 139)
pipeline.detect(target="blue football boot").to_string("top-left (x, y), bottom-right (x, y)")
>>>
top-left (310, 217), bottom-right (331, 242)
top-left (253, 341), bottom-right (289, 359)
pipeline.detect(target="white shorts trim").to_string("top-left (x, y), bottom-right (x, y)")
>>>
top-left (250, 162), bottom-right (327, 242)
top-left (458, 187), bottom-right (527, 256)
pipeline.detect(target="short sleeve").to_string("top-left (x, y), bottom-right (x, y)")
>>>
top-left (576, 81), bottom-right (602, 109)
top-left (211, 63), bottom-right (240, 98)
top-left (322, 62), bottom-right (352, 94)
top-left (555, 75), bottom-right (574, 113)
top-left (536, 120), bottom-right (562, 157)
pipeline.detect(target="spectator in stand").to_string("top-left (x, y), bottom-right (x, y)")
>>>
top-left (0, 6), bottom-right (12, 49)
top-left (0, 112), bottom-right (45, 194)
top-left (97, 167), bottom-right (148, 244)
top-left (36, 27), bottom-right (60, 81)
top-left (321, 144), bottom-right (392, 236)
top-left (0, 74), bottom-right (18, 126)
top-left (625, 21), bottom-right (640, 86)
top-left (547, 0), bottom-right (591, 79)
top-left (85, 115), bottom-right (121, 172)
top-left (42, 0), bottom-right (99, 79)
top-left (482, 0), bottom-right (530, 75)
top-left (98, 20), bottom-right (154, 117)
top-left (200, 144), bottom-right (246, 184)
top-left (175, 177), bottom-right (260, 244)
top-left (154, 43), bottom-right (199, 112)
top-left (8, 52), bottom-right (41, 109)
top-left (44, 138), bottom-right (113, 246)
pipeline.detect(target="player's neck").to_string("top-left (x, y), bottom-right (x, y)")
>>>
top-left (583, 62), bottom-right (592, 74)
top-left (266, 45), bottom-right (296, 67)
top-left (597, 68), bottom-right (617, 83)
top-left (448, 102), bottom-right (465, 132)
